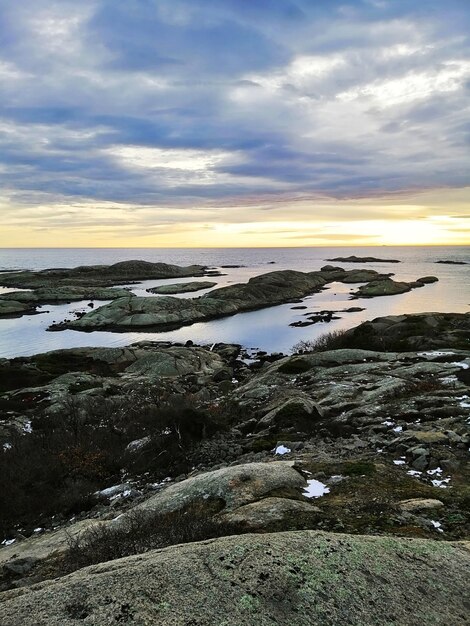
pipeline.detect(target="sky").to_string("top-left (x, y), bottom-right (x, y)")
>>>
top-left (0, 0), bottom-right (469, 247)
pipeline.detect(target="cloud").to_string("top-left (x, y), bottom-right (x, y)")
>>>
top-left (0, 0), bottom-right (469, 244)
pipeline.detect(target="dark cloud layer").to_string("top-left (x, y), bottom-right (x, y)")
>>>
top-left (0, 0), bottom-right (469, 218)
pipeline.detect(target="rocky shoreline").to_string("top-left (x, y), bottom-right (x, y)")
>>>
top-left (0, 259), bottom-right (468, 624)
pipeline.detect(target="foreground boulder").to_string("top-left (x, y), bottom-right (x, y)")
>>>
top-left (0, 531), bottom-right (468, 626)
top-left (134, 461), bottom-right (306, 517)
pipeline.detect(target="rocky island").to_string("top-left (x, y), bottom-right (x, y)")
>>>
top-left (0, 309), bottom-right (469, 624)
top-left (325, 255), bottom-right (401, 263)
top-left (43, 263), bottom-right (438, 332)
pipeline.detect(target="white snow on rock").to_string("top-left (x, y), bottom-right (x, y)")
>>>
top-left (431, 478), bottom-right (451, 488)
top-left (303, 479), bottom-right (330, 499)
top-left (273, 445), bottom-right (291, 455)
top-left (418, 351), bottom-right (455, 357)
top-left (451, 361), bottom-right (469, 369)
top-left (431, 520), bottom-right (444, 532)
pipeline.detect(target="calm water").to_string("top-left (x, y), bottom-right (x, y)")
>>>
top-left (0, 246), bottom-right (468, 358)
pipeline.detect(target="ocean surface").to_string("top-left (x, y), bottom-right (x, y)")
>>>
top-left (0, 246), bottom-right (468, 358)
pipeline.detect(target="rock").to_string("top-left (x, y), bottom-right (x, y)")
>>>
top-left (146, 281), bottom-right (217, 294)
top-left (407, 431), bottom-right (449, 444)
top-left (0, 300), bottom-right (37, 317)
top-left (342, 312), bottom-right (470, 351)
top-left (398, 498), bottom-right (444, 513)
top-left (220, 497), bottom-right (320, 529)
top-left (340, 270), bottom-right (394, 283)
top-left (0, 531), bottom-right (469, 626)
top-left (351, 278), bottom-right (416, 298)
top-left (56, 270), bottom-right (328, 332)
top-left (257, 396), bottom-right (323, 432)
top-left (0, 520), bottom-right (103, 573)
top-left (2, 557), bottom-right (39, 577)
top-left (133, 461), bottom-right (306, 518)
top-left (435, 260), bottom-right (467, 265)
top-left (0, 286), bottom-right (133, 304)
top-left (416, 276), bottom-right (438, 284)
top-left (124, 346), bottom-right (224, 378)
top-left (96, 484), bottom-right (133, 500)
top-left (0, 260), bottom-right (213, 290)
top-left (411, 455), bottom-right (429, 471)
top-left (325, 255), bottom-right (401, 263)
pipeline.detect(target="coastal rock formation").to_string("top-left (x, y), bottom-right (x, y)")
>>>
top-left (0, 300), bottom-right (38, 318)
top-left (0, 260), bottom-right (213, 290)
top-left (0, 286), bottom-right (133, 302)
top-left (53, 270), bottom-right (328, 331)
top-left (342, 311), bottom-right (470, 351)
top-left (325, 255), bottom-right (401, 263)
top-left (351, 278), bottom-right (419, 297)
top-left (51, 268), bottom-right (436, 332)
top-left (146, 281), bottom-right (217, 294)
top-left (0, 531), bottom-right (468, 626)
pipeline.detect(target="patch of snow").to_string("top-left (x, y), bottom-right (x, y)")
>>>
top-left (451, 361), bottom-right (469, 369)
top-left (431, 478), bottom-right (451, 488)
top-left (418, 351), bottom-right (455, 357)
top-left (392, 426), bottom-right (403, 432)
top-left (382, 420), bottom-right (395, 427)
top-left (273, 445), bottom-right (291, 455)
top-left (97, 483), bottom-right (131, 499)
top-left (23, 420), bottom-right (32, 434)
top-left (110, 489), bottom-right (132, 500)
top-left (431, 520), bottom-right (444, 532)
top-left (393, 460), bottom-right (406, 465)
top-left (1, 538), bottom-right (15, 546)
top-left (460, 401), bottom-right (470, 408)
top-left (376, 448), bottom-right (384, 453)
top-left (427, 468), bottom-right (442, 476)
top-left (407, 470), bottom-right (422, 476)
top-left (3, 442), bottom-right (12, 451)
top-left (440, 376), bottom-right (457, 384)
top-left (33, 527), bottom-right (43, 533)
top-left (303, 479), bottom-right (330, 499)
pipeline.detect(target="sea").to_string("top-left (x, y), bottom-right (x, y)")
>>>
top-left (0, 246), bottom-right (468, 359)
